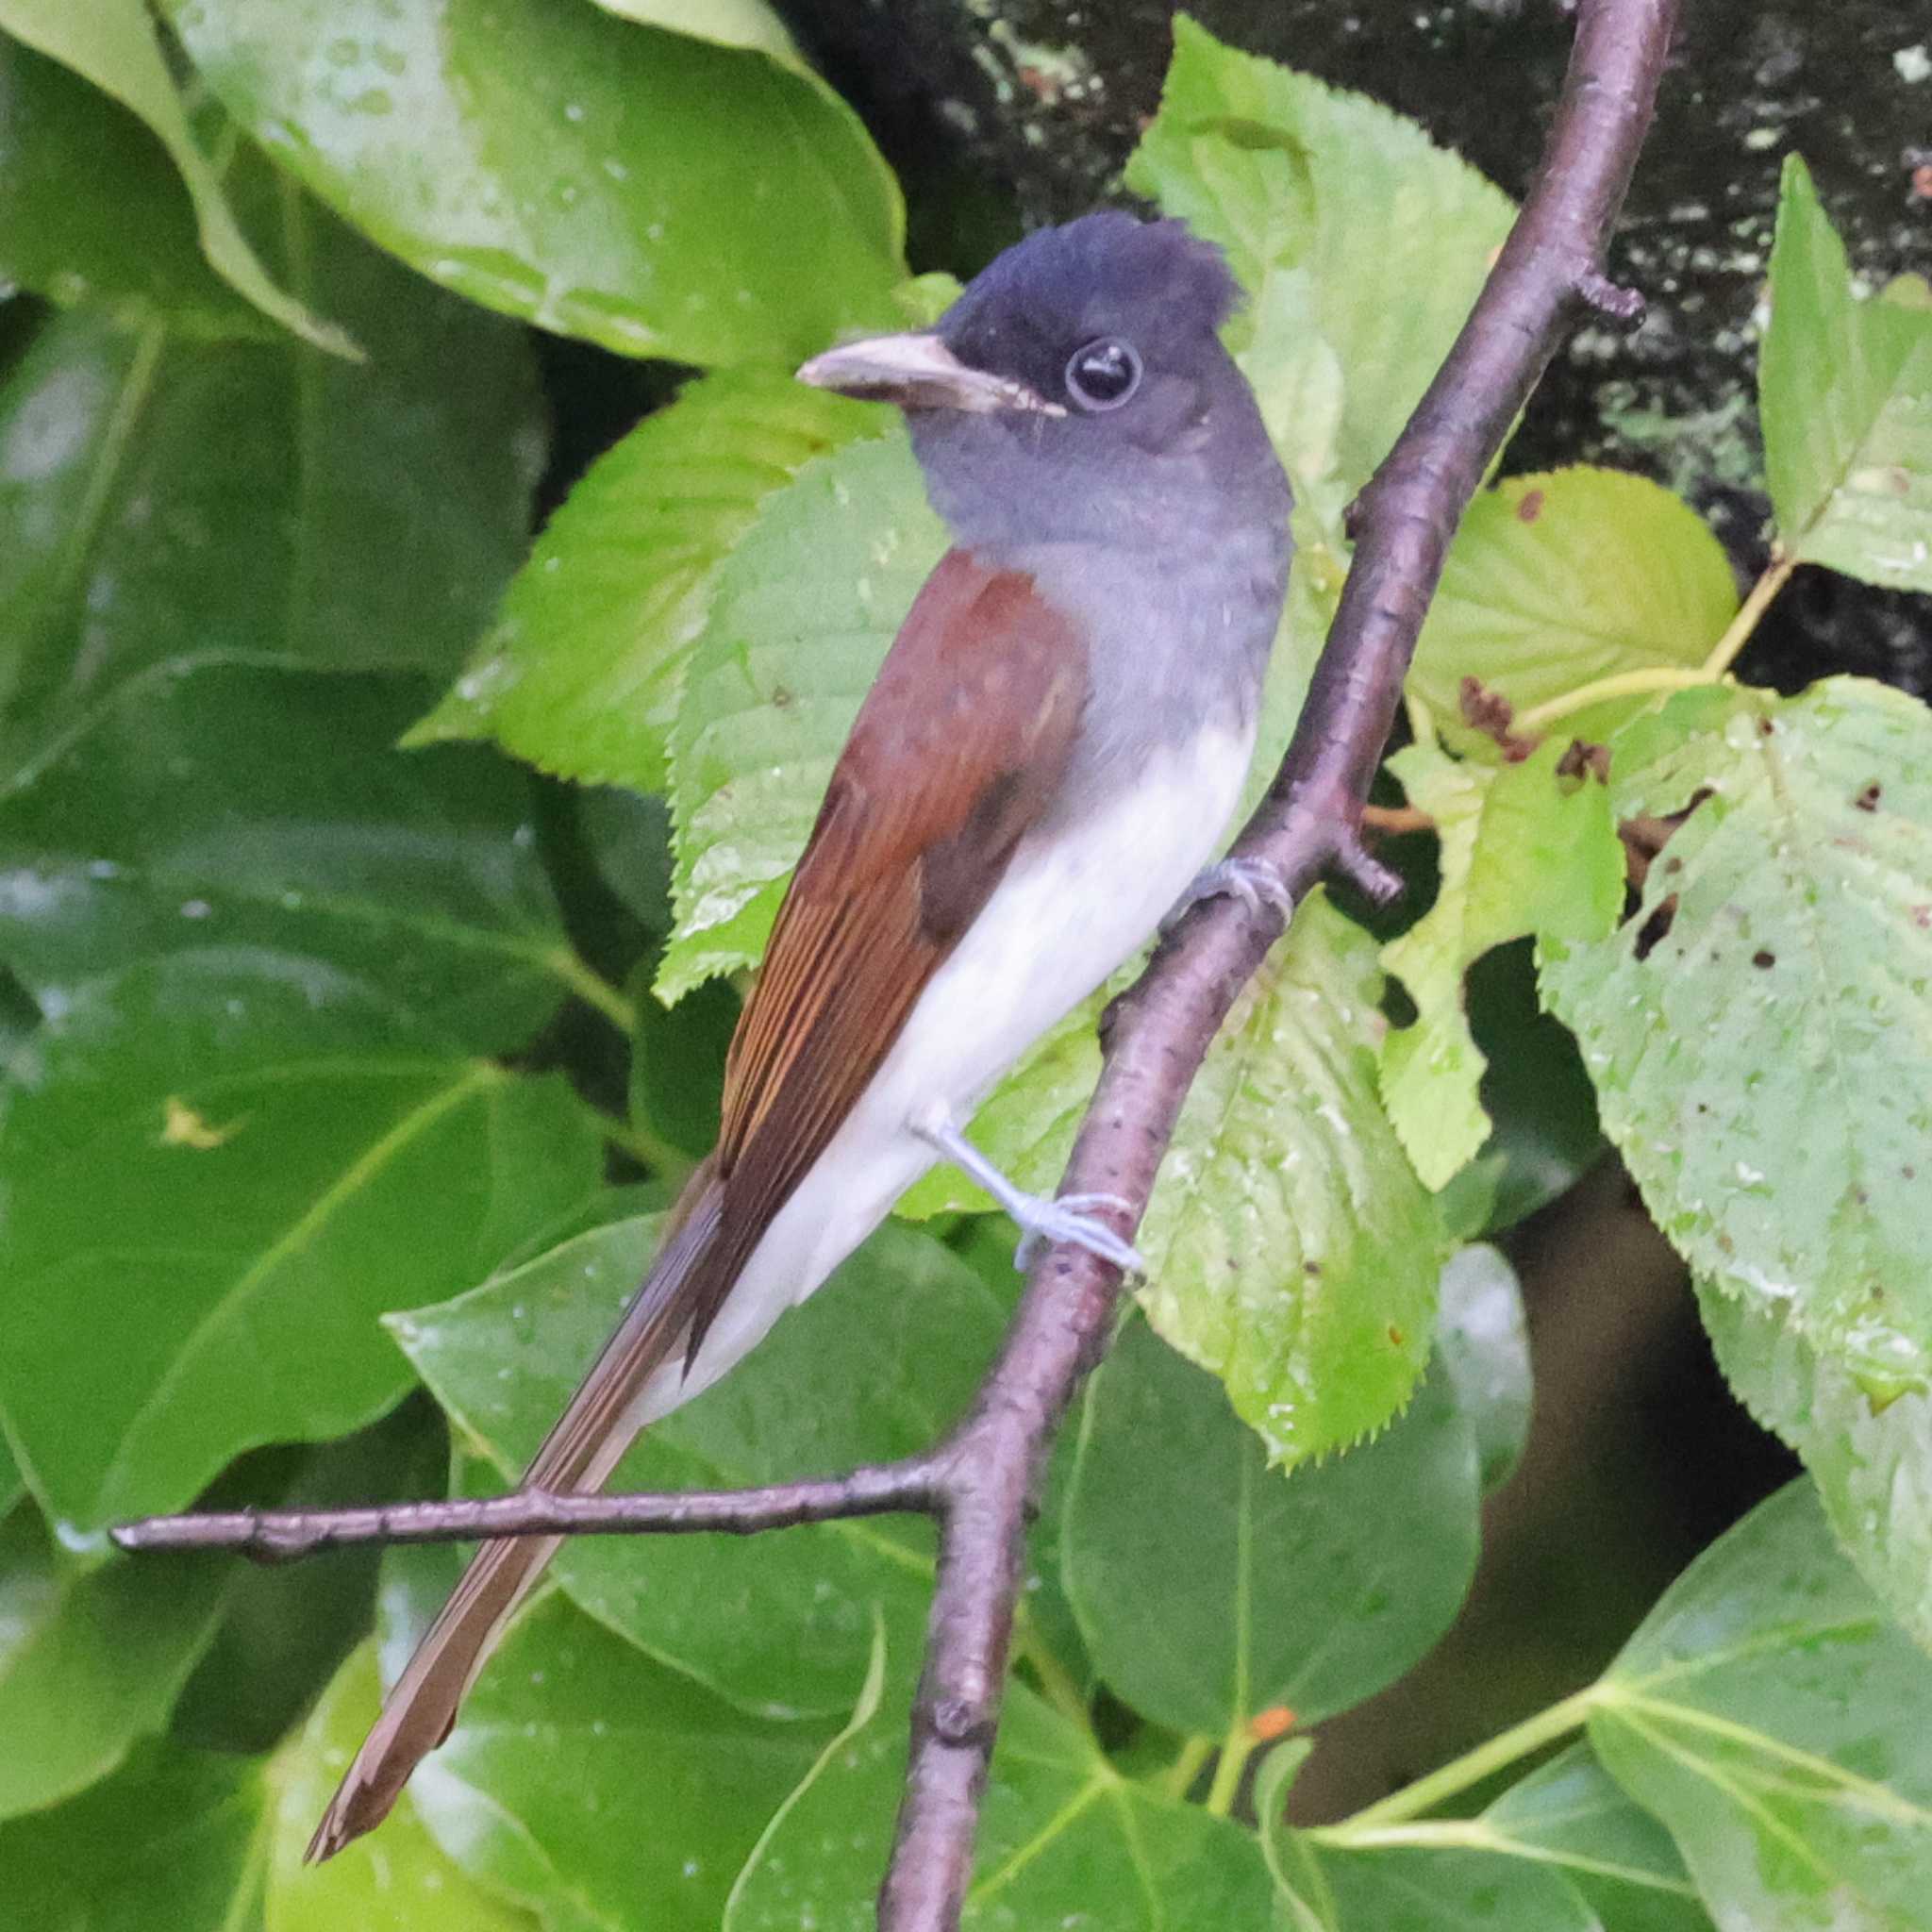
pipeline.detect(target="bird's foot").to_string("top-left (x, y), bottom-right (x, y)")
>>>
top-left (1162, 855), bottom-right (1295, 935)
top-left (1012, 1191), bottom-right (1145, 1275)
top-left (915, 1116), bottom-right (1146, 1276)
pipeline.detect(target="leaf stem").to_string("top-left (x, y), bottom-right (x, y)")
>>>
top-left (1010, 1611), bottom-right (1091, 1733)
top-left (1699, 552), bottom-right (1796, 679)
top-left (1513, 665), bottom-right (1715, 735)
top-left (1162, 1735), bottom-right (1216, 1801)
top-left (1318, 1686), bottom-right (1602, 1834)
top-left (543, 946), bottom-right (638, 1033)
top-left (1205, 1724), bottom-right (1259, 1818)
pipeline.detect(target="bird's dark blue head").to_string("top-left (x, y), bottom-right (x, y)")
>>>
top-left (798, 212), bottom-right (1287, 560)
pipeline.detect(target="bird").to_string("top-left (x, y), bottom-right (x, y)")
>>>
top-left (309, 209), bottom-right (1293, 1859)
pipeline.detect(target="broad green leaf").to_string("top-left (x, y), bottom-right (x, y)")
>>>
top-left (0, 1438), bottom-right (19, 1519)
top-left (1407, 470), bottom-right (1740, 756)
top-left (392, 1216), bottom-right (1007, 1718)
top-left (1062, 1320), bottom-right (1478, 1738)
top-left (1380, 738), bottom-right (1622, 1188)
top-left (0, 1504), bottom-right (229, 1817)
top-left (1697, 1278), bottom-right (1932, 1655)
top-left (161, 0), bottom-right (906, 366)
top-left (0, 32), bottom-right (267, 338)
top-left (1274, 1840), bottom-right (1604, 1932)
top-left (660, 431), bottom-right (944, 998)
top-left (584, 0), bottom-right (801, 61)
top-left (1127, 15), bottom-right (1514, 489)
top-left (908, 895), bottom-right (1442, 1464)
top-left (725, 1674), bottom-right (1275, 1931)
top-left (0, 0), bottom-right (352, 353)
top-left (266, 1642), bottom-right (537, 1932)
top-left (1762, 156), bottom-right (1932, 591)
top-left (412, 371), bottom-right (874, 794)
top-left (374, 1556), bottom-right (827, 1932)
top-left (1435, 1243), bottom-right (1531, 1494)
top-left (628, 956), bottom-right (737, 1160)
top-left (1482, 1741), bottom-right (1715, 1932)
top-left (0, 1738), bottom-right (269, 1929)
top-left (0, 666), bottom-right (572, 1054)
top-left (0, 270), bottom-right (541, 765)
top-left (1591, 1479), bottom-right (1932, 1932)
top-left (1541, 678), bottom-right (1932, 1400)
top-left (0, 953), bottom-right (604, 1532)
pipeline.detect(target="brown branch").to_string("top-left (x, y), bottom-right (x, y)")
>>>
top-left (113, 4), bottom-right (1682, 1923)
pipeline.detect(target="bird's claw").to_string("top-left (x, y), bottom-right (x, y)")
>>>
top-left (1161, 856), bottom-right (1295, 935)
top-left (1013, 1191), bottom-right (1145, 1276)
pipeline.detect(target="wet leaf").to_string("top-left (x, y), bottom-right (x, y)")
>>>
top-left (1062, 1321), bottom-right (1479, 1736)
top-left (161, 0), bottom-right (905, 366)
top-left (1591, 1479), bottom-right (1932, 1932)
top-left (1762, 156), bottom-right (1932, 592)
top-left (1541, 678), bottom-right (1932, 1401)
top-left (1435, 1243), bottom-right (1532, 1494)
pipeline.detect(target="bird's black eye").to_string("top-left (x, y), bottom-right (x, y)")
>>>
top-left (1064, 338), bottom-right (1141, 411)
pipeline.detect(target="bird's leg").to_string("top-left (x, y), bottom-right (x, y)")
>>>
top-left (1161, 854), bottom-right (1295, 934)
top-left (914, 1114), bottom-right (1146, 1275)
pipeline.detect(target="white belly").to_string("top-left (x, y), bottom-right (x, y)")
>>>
top-left (633, 720), bottom-right (1255, 1423)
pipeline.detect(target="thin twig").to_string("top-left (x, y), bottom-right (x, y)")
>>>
top-left (113, 6), bottom-right (1683, 1924)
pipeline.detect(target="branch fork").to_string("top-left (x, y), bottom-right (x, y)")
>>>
top-left (116, 5), bottom-right (1683, 1924)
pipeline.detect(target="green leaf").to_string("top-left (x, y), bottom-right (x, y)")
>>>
top-left (375, 1559), bottom-right (827, 1932)
top-left (0, 954), bottom-right (604, 1532)
top-left (1591, 1479), bottom-right (1932, 1932)
top-left (1380, 738), bottom-right (1623, 1189)
top-left (1062, 1321), bottom-right (1478, 1738)
top-left (265, 1642), bottom-right (538, 1932)
top-left (0, 666), bottom-right (572, 1053)
top-left (411, 371), bottom-right (874, 795)
top-left (582, 0), bottom-right (801, 63)
top-left (1482, 1740), bottom-right (1715, 1932)
top-left (160, 0), bottom-right (906, 366)
top-left (0, 1738), bottom-right (269, 1929)
top-left (1541, 678), bottom-right (1932, 1400)
top-left (1127, 15), bottom-right (1514, 490)
top-left (660, 430), bottom-right (944, 998)
top-left (0, 32), bottom-right (269, 338)
top-left (910, 895), bottom-right (1442, 1465)
top-left (1435, 1243), bottom-right (1532, 1494)
top-left (0, 0), bottom-right (353, 354)
top-left (1407, 469), bottom-right (1741, 753)
top-left (1697, 1278), bottom-right (1932, 1656)
top-left (0, 1503), bottom-right (229, 1817)
top-left (725, 1674), bottom-right (1275, 1930)
top-left (629, 957), bottom-right (737, 1160)
top-left (391, 1216), bottom-right (1008, 1718)
top-left (1762, 155), bottom-right (1932, 591)
top-left (1274, 1840), bottom-right (1604, 1932)
top-left (0, 271), bottom-right (541, 765)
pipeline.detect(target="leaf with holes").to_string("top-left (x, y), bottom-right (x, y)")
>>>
top-left (1541, 678), bottom-right (1932, 1401)
top-left (1380, 738), bottom-right (1623, 1189)
top-left (0, 0), bottom-right (352, 351)
top-left (1407, 470), bottom-right (1740, 756)
top-left (1762, 156), bottom-right (1932, 592)
top-left (410, 371), bottom-right (875, 794)
top-left (1062, 1320), bottom-right (1478, 1738)
top-left (159, 0), bottom-right (904, 366)
top-left (1590, 1480), bottom-right (1932, 1932)
top-left (1697, 1277), bottom-right (1932, 1656)
top-left (391, 1215), bottom-right (1008, 1718)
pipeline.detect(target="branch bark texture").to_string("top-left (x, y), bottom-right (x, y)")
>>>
top-left (116, 3), bottom-right (1683, 1923)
